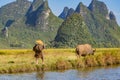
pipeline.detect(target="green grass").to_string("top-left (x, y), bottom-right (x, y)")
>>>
top-left (0, 48), bottom-right (120, 73)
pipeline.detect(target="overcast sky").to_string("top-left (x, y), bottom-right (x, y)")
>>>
top-left (0, 0), bottom-right (120, 25)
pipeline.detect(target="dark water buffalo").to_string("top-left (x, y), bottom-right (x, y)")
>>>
top-left (75, 44), bottom-right (96, 57)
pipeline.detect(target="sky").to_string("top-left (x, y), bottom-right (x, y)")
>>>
top-left (0, 0), bottom-right (120, 25)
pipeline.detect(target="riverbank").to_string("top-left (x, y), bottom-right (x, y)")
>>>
top-left (0, 48), bottom-right (120, 73)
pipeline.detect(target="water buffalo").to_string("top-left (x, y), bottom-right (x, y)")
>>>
top-left (75, 44), bottom-right (96, 57)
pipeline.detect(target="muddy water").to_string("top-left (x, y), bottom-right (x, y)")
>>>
top-left (0, 65), bottom-right (120, 80)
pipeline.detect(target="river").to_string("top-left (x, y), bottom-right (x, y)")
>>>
top-left (0, 65), bottom-right (120, 80)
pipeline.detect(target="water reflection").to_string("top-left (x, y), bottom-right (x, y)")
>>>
top-left (0, 65), bottom-right (120, 80)
top-left (36, 71), bottom-right (45, 80)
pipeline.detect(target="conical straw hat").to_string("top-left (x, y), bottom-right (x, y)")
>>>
top-left (36, 40), bottom-right (44, 45)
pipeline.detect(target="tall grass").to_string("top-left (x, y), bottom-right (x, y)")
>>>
top-left (0, 48), bottom-right (120, 73)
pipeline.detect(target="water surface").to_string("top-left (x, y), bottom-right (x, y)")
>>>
top-left (0, 65), bottom-right (120, 80)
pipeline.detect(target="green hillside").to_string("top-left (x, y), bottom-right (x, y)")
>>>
top-left (0, 0), bottom-right (63, 49)
top-left (57, 0), bottom-right (120, 48)
top-left (54, 13), bottom-right (95, 48)
top-left (0, 0), bottom-right (120, 48)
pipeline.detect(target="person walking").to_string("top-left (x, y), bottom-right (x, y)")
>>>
top-left (33, 40), bottom-right (45, 64)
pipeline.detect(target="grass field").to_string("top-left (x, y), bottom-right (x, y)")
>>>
top-left (0, 48), bottom-right (120, 73)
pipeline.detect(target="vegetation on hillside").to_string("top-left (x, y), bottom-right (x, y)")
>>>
top-left (57, 0), bottom-right (120, 48)
top-left (0, 0), bottom-right (63, 49)
top-left (0, 0), bottom-right (120, 48)
top-left (0, 16), bottom-right (63, 49)
top-left (54, 13), bottom-right (95, 48)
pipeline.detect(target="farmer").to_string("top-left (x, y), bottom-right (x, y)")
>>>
top-left (33, 40), bottom-right (45, 64)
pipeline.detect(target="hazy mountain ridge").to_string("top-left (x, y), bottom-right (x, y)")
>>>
top-left (0, 0), bottom-right (31, 26)
top-left (58, 7), bottom-right (74, 20)
top-left (0, 0), bottom-right (120, 48)
top-left (56, 0), bottom-right (120, 47)
top-left (0, 0), bottom-right (63, 48)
